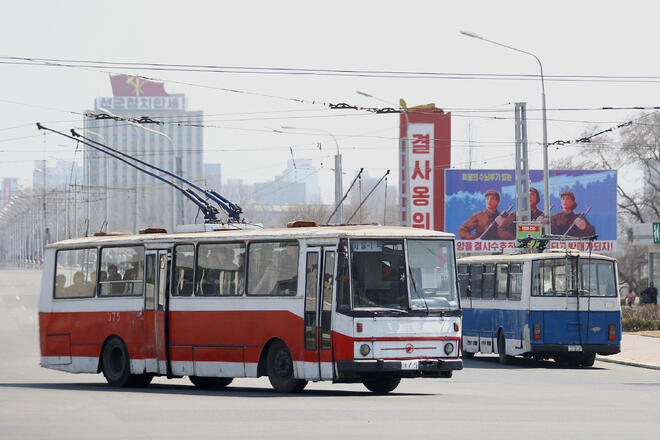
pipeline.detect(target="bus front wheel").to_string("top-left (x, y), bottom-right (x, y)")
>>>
top-left (267, 341), bottom-right (307, 394)
top-left (362, 376), bottom-right (401, 394)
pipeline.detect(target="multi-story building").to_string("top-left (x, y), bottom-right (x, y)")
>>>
top-left (32, 160), bottom-right (82, 191)
top-left (0, 178), bottom-right (19, 209)
top-left (83, 75), bottom-right (204, 233)
top-left (253, 158), bottom-right (319, 206)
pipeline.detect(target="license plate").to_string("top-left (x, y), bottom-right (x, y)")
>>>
top-left (401, 360), bottom-right (419, 370)
top-left (567, 345), bottom-right (583, 352)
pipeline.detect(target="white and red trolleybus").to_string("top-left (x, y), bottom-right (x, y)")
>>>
top-left (39, 224), bottom-right (462, 393)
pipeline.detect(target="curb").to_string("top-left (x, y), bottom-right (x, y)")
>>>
top-left (596, 356), bottom-right (660, 371)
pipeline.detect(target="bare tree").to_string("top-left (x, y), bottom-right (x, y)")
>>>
top-left (552, 114), bottom-right (660, 223)
top-left (550, 113), bottom-right (660, 289)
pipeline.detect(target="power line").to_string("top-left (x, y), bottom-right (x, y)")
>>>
top-left (7, 56), bottom-right (660, 83)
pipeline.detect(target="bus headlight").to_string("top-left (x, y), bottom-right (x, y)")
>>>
top-left (444, 343), bottom-right (454, 355)
top-left (359, 344), bottom-right (371, 356)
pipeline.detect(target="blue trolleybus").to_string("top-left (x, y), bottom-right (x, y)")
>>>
top-left (458, 249), bottom-right (621, 366)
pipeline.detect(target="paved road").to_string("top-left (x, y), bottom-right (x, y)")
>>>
top-left (1, 268), bottom-right (659, 439)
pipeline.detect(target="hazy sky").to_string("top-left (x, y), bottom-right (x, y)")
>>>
top-left (2, 0), bottom-right (657, 202)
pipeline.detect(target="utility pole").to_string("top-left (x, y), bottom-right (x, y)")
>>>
top-left (514, 102), bottom-right (531, 223)
top-left (176, 156), bottom-right (185, 226)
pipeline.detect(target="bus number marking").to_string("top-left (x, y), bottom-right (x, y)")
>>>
top-left (107, 312), bottom-right (120, 323)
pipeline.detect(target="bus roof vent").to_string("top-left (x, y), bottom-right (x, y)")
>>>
top-left (287, 220), bottom-right (317, 228)
top-left (139, 227), bottom-right (168, 234)
top-left (93, 231), bottom-right (129, 237)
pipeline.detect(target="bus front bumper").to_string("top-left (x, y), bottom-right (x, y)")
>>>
top-left (337, 358), bottom-right (463, 378)
top-left (531, 343), bottom-right (620, 355)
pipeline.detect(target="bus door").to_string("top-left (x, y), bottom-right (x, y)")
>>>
top-left (303, 246), bottom-right (336, 381)
top-left (144, 249), bottom-right (171, 375)
top-left (564, 257), bottom-right (582, 345)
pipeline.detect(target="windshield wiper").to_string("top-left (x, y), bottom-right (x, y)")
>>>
top-left (408, 267), bottom-right (430, 315)
top-left (361, 307), bottom-right (408, 315)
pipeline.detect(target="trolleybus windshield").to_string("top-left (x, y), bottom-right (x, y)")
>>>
top-left (349, 238), bottom-right (458, 311)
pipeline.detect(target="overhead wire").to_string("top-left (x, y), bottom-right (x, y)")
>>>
top-left (6, 56), bottom-right (660, 83)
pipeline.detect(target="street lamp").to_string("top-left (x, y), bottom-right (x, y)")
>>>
top-left (280, 126), bottom-right (343, 224)
top-left (460, 30), bottom-right (551, 234)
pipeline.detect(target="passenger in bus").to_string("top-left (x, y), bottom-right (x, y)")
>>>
top-left (458, 190), bottom-right (505, 240)
top-left (85, 271), bottom-right (97, 295)
top-left (122, 261), bottom-right (139, 294)
top-left (550, 190), bottom-right (596, 237)
top-left (497, 187), bottom-right (545, 240)
top-left (107, 264), bottom-right (124, 294)
top-left (55, 274), bottom-right (66, 297)
top-left (66, 271), bottom-right (87, 297)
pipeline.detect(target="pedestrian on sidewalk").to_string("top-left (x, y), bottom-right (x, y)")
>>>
top-left (640, 282), bottom-right (658, 305)
top-left (624, 290), bottom-right (637, 307)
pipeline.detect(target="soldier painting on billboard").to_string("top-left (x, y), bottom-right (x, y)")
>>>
top-left (458, 190), bottom-right (508, 240)
top-left (497, 187), bottom-right (545, 240)
top-left (551, 190), bottom-right (596, 237)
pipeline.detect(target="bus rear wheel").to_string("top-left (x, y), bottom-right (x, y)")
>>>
top-left (497, 332), bottom-right (513, 365)
top-left (579, 353), bottom-right (596, 367)
top-left (189, 376), bottom-right (233, 389)
top-left (267, 341), bottom-right (307, 394)
top-left (362, 376), bottom-right (401, 394)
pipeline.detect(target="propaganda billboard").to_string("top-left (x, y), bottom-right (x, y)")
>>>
top-left (399, 107), bottom-right (451, 231)
top-left (445, 169), bottom-right (617, 253)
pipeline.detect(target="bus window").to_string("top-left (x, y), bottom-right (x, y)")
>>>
top-left (532, 259), bottom-right (577, 297)
top-left (173, 244), bottom-right (195, 296)
top-left (197, 243), bottom-right (245, 296)
top-left (99, 246), bottom-right (144, 296)
top-left (457, 264), bottom-right (470, 299)
top-left (482, 264), bottom-right (495, 299)
top-left (336, 239), bottom-right (350, 312)
top-left (495, 264), bottom-right (508, 300)
top-left (407, 239), bottom-right (458, 309)
top-left (470, 265), bottom-right (483, 299)
top-left (580, 259), bottom-right (616, 297)
top-left (532, 260), bottom-right (542, 296)
top-left (247, 241), bottom-right (299, 296)
top-left (508, 264), bottom-right (522, 300)
top-left (554, 263), bottom-right (567, 294)
top-left (54, 248), bottom-right (98, 298)
top-left (351, 239), bottom-right (407, 309)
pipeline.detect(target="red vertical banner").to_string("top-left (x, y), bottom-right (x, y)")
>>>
top-left (399, 108), bottom-right (451, 231)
